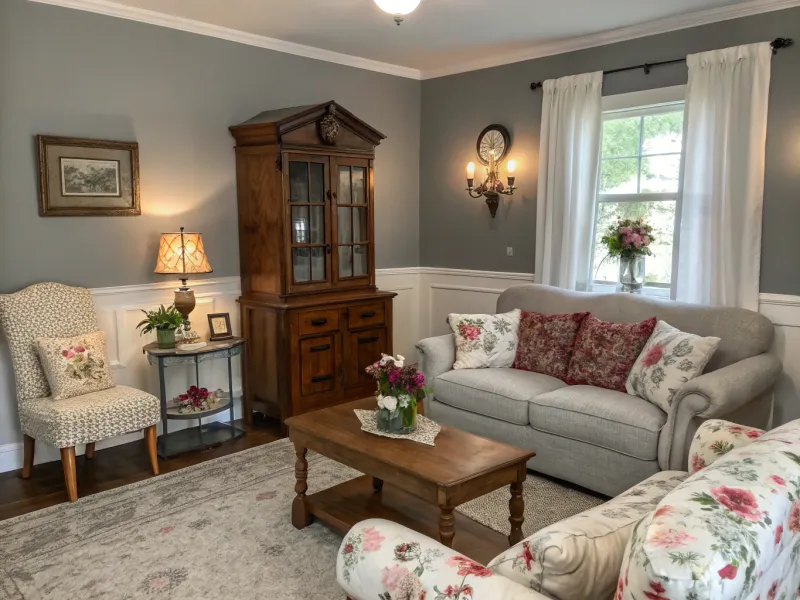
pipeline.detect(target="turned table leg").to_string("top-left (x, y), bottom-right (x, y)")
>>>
top-left (439, 506), bottom-right (455, 547)
top-left (291, 443), bottom-right (312, 529)
top-left (509, 481), bottom-right (525, 546)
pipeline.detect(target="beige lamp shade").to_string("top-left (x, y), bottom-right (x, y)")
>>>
top-left (154, 229), bottom-right (213, 275)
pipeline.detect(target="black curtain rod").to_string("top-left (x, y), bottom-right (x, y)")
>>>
top-left (530, 37), bottom-right (794, 91)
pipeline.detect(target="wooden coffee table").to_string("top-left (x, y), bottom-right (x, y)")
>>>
top-left (286, 398), bottom-right (535, 564)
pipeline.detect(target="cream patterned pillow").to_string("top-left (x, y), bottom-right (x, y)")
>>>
top-left (626, 320), bottom-right (720, 412)
top-left (448, 309), bottom-right (521, 370)
top-left (36, 331), bottom-right (115, 400)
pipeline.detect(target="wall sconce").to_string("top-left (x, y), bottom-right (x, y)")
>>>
top-left (465, 125), bottom-right (518, 218)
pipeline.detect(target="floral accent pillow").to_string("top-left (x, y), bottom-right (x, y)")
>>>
top-left (687, 419), bottom-right (764, 474)
top-left (626, 320), bottom-right (721, 412)
top-left (36, 331), bottom-right (115, 400)
top-left (448, 310), bottom-right (521, 370)
top-left (566, 315), bottom-right (657, 392)
top-left (512, 311), bottom-right (589, 381)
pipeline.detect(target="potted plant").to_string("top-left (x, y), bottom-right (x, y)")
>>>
top-left (136, 304), bottom-right (185, 349)
top-left (600, 218), bottom-right (656, 294)
top-left (365, 354), bottom-right (426, 434)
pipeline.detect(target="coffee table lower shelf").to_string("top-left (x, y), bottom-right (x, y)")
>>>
top-left (298, 475), bottom-right (510, 566)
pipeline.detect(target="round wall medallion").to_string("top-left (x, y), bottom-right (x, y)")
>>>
top-left (476, 125), bottom-right (511, 165)
top-left (319, 111), bottom-right (339, 145)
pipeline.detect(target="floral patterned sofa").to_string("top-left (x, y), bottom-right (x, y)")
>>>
top-left (336, 419), bottom-right (800, 600)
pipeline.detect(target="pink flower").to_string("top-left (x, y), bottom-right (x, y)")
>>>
top-left (381, 565), bottom-right (410, 591)
top-left (789, 500), bottom-right (800, 533)
top-left (768, 581), bottom-right (779, 600)
top-left (458, 324), bottom-right (481, 341)
top-left (641, 344), bottom-right (665, 368)
top-left (728, 425), bottom-right (745, 433)
top-left (643, 580), bottom-right (669, 600)
top-left (518, 541), bottom-right (535, 570)
top-left (619, 226), bottom-right (633, 235)
top-left (774, 524), bottom-right (784, 545)
top-left (654, 505), bottom-right (675, 520)
top-left (642, 235), bottom-right (651, 246)
top-left (446, 556), bottom-right (493, 578)
top-left (649, 528), bottom-right (697, 548)
top-left (711, 486), bottom-right (762, 522)
top-left (746, 430), bottom-right (763, 439)
top-left (74, 345), bottom-right (85, 353)
top-left (768, 475), bottom-right (786, 487)
top-left (718, 564), bottom-right (738, 580)
top-left (362, 526), bottom-right (386, 552)
top-left (691, 454), bottom-right (707, 473)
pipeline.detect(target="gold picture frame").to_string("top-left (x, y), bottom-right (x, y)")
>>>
top-left (37, 135), bottom-right (141, 217)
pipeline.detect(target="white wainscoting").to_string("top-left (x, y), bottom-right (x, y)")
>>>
top-left (2, 271), bottom-right (798, 473)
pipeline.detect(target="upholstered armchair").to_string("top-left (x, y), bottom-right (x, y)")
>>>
top-left (0, 282), bottom-right (161, 502)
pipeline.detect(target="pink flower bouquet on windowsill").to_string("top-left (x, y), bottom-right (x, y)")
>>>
top-left (601, 218), bottom-right (656, 260)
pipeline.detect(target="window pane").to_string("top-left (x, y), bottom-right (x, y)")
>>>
top-left (309, 206), bottom-right (324, 244)
top-left (353, 208), bottom-right (368, 242)
top-left (642, 111), bottom-right (683, 155)
top-left (292, 206), bottom-right (309, 244)
top-left (641, 155), bottom-right (681, 193)
top-left (338, 207), bottom-right (352, 243)
top-left (292, 248), bottom-right (310, 283)
top-left (600, 158), bottom-right (639, 193)
top-left (352, 167), bottom-right (366, 204)
top-left (338, 166), bottom-right (352, 204)
top-left (289, 162), bottom-right (308, 202)
top-left (592, 201), bottom-right (676, 286)
top-left (354, 245), bottom-right (368, 277)
top-left (601, 117), bottom-right (640, 158)
top-left (311, 247), bottom-right (325, 281)
top-left (339, 246), bottom-right (353, 278)
top-left (309, 162), bottom-right (325, 203)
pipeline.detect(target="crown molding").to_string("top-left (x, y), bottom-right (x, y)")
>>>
top-left (421, 0), bottom-right (800, 79)
top-left (27, 0), bottom-right (423, 80)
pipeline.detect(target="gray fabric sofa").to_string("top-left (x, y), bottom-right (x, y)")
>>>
top-left (415, 284), bottom-right (781, 496)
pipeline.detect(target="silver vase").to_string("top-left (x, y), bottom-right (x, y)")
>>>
top-left (619, 256), bottom-right (645, 294)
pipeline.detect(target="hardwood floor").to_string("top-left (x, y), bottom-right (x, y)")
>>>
top-left (0, 416), bottom-right (285, 521)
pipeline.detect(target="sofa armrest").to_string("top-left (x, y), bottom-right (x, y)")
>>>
top-left (337, 519), bottom-right (551, 600)
top-left (657, 353), bottom-right (781, 470)
top-left (686, 418), bottom-right (765, 474)
top-left (415, 334), bottom-right (455, 389)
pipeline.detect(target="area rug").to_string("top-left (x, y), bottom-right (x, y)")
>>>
top-left (0, 438), bottom-right (605, 599)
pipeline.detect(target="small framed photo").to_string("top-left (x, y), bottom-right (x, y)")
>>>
top-left (207, 313), bottom-right (233, 341)
top-left (37, 135), bottom-right (140, 216)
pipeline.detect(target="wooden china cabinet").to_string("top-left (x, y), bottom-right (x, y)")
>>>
top-left (230, 101), bottom-right (395, 426)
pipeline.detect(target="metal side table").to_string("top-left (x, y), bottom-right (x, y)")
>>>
top-left (143, 337), bottom-right (246, 458)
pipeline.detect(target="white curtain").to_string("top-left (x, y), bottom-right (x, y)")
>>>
top-left (535, 72), bottom-right (603, 291)
top-left (676, 43), bottom-right (772, 310)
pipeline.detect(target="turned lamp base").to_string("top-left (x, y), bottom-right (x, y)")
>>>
top-left (174, 280), bottom-right (201, 342)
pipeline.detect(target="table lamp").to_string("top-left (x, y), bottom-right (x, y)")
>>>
top-left (154, 227), bottom-right (213, 342)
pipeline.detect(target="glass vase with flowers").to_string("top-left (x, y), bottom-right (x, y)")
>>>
top-left (365, 354), bottom-right (426, 434)
top-left (600, 218), bottom-right (656, 294)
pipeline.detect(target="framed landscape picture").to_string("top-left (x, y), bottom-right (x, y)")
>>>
top-left (37, 135), bottom-right (140, 216)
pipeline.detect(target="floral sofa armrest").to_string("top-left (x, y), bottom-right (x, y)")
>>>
top-left (687, 419), bottom-right (765, 474)
top-left (337, 519), bottom-right (551, 600)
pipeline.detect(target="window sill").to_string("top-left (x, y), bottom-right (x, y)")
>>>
top-left (591, 283), bottom-right (671, 299)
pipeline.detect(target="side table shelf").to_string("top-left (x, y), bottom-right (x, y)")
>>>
top-left (143, 338), bottom-right (247, 458)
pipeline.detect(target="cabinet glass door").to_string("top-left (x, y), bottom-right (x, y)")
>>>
top-left (332, 157), bottom-right (372, 288)
top-left (286, 154), bottom-right (332, 293)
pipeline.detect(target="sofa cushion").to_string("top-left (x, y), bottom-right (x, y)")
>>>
top-left (567, 315), bottom-right (657, 392)
top-left (513, 311), bottom-right (589, 381)
top-left (435, 368), bottom-right (566, 426)
top-left (489, 471), bottom-right (688, 600)
top-left (530, 386), bottom-right (667, 460)
top-left (448, 310), bottom-right (522, 370)
top-left (619, 419), bottom-right (800, 600)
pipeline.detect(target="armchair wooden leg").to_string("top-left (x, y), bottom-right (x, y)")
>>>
top-left (21, 435), bottom-right (35, 479)
top-left (60, 447), bottom-right (78, 503)
top-left (144, 425), bottom-right (159, 476)
top-left (85, 442), bottom-right (95, 460)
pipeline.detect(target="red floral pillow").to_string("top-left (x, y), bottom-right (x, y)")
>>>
top-left (513, 311), bottom-right (589, 381)
top-left (566, 315), bottom-right (657, 392)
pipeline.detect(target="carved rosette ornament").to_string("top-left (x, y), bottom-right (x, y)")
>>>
top-left (318, 106), bottom-right (339, 145)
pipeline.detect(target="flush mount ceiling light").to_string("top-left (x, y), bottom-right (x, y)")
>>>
top-left (374, 0), bottom-right (422, 25)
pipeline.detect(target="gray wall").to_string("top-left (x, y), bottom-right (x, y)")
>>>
top-left (0, 0), bottom-right (421, 293)
top-left (420, 8), bottom-right (800, 295)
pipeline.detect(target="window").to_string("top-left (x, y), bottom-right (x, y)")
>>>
top-left (590, 87), bottom-right (686, 297)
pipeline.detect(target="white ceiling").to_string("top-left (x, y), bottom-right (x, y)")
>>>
top-left (46, 0), bottom-right (794, 77)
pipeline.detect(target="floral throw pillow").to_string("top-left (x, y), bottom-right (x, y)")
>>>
top-left (36, 331), bottom-right (115, 400)
top-left (512, 311), bottom-right (589, 381)
top-left (566, 315), bottom-right (657, 392)
top-left (448, 309), bottom-right (521, 370)
top-left (626, 320), bottom-right (721, 412)
top-left (687, 419), bottom-right (764, 474)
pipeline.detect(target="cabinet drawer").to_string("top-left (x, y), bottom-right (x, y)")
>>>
top-left (299, 309), bottom-right (340, 336)
top-left (348, 303), bottom-right (385, 330)
top-left (300, 335), bottom-right (337, 396)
